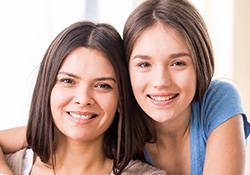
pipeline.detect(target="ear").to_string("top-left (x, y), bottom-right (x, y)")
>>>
top-left (117, 104), bottom-right (120, 113)
top-left (117, 97), bottom-right (124, 113)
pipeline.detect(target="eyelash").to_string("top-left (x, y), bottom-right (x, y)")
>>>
top-left (95, 83), bottom-right (112, 89)
top-left (138, 61), bottom-right (186, 67)
top-left (58, 78), bottom-right (113, 91)
top-left (60, 78), bottom-right (75, 84)
top-left (136, 61), bottom-right (187, 71)
top-left (138, 62), bottom-right (151, 68)
top-left (172, 61), bottom-right (186, 66)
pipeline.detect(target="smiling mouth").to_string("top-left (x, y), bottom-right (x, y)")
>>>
top-left (147, 94), bottom-right (179, 101)
top-left (68, 112), bottom-right (98, 119)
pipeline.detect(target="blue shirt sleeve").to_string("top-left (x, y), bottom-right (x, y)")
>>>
top-left (201, 80), bottom-right (250, 139)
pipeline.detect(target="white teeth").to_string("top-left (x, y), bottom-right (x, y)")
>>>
top-left (70, 112), bottom-right (93, 119)
top-left (150, 95), bottom-right (176, 101)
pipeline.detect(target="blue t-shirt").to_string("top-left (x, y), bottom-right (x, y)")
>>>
top-left (145, 80), bottom-right (250, 175)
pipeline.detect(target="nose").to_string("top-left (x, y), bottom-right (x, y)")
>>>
top-left (151, 66), bottom-right (171, 89)
top-left (73, 86), bottom-right (95, 107)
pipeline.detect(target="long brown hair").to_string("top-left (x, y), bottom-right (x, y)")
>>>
top-left (26, 21), bottom-right (146, 174)
top-left (123, 0), bottom-right (214, 101)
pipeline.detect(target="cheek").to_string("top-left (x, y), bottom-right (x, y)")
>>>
top-left (129, 68), bottom-right (144, 93)
top-left (50, 86), bottom-right (71, 115)
top-left (50, 87), bottom-right (58, 114)
top-left (129, 70), bottom-right (147, 109)
top-left (99, 93), bottom-right (118, 116)
top-left (178, 69), bottom-right (196, 97)
top-left (50, 89), bottom-right (61, 123)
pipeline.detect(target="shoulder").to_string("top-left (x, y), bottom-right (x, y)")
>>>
top-left (121, 160), bottom-right (167, 175)
top-left (5, 148), bottom-right (33, 175)
top-left (211, 79), bottom-right (238, 90)
top-left (201, 80), bottom-right (242, 107)
top-left (205, 80), bottom-right (242, 100)
top-left (206, 80), bottom-right (238, 96)
top-left (197, 80), bottom-right (246, 136)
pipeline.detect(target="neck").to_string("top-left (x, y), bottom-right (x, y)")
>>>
top-left (153, 105), bottom-right (191, 147)
top-left (48, 129), bottom-right (113, 174)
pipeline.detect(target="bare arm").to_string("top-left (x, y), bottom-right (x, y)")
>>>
top-left (203, 114), bottom-right (246, 175)
top-left (0, 126), bottom-right (27, 153)
top-left (0, 126), bottom-right (27, 174)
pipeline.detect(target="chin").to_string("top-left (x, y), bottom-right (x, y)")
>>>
top-left (150, 113), bottom-right (174, 123)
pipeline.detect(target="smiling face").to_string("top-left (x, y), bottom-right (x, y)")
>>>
top-left (129, 23), bottom-right (196, 124)
top-left (50, 47), bottom-right (118, 141)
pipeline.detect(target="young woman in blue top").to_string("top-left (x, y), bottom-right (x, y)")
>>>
top-left (123, 0), bottom-right (250, 174)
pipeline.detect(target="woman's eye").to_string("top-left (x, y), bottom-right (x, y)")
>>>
top-left (96, 83), bottom-right (112, 89)
top-left (172, 61), bottom-right (186, 66)
top-left (139, 62), bottom-right (151, 68)
top-left (60, 78), bottom-right (74, 84)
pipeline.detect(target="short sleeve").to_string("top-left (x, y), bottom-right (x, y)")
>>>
top-left (201, 80), bottom-right (249, 138)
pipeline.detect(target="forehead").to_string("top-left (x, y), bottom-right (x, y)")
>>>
top-left (59, 47), bottom-right (116, 78)
top-left (144, 23), bottom-right (186, 43)
top-left (132, 23), bottom-right (191, 56)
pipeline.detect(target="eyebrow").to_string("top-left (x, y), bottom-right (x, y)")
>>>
top-left (58, 71), bottom-right (80, 79)
top-left (95, 77), bottom-right (116, 83)
top-left (169, 52), bottom-right (191, 59)
top-left (131, 52), bottom-right (191, 60)
top-left (131, 55), bottom-right (150, 60)
top-left (58, 71), bottom-right (116, 83)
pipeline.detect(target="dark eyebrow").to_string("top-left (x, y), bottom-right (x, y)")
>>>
top-left (58, 72), bottom-right (116, 83)
top-left (58, 71), bottom-right (80, 79)
top-left (95, 77), bottom-right (116, 83)
top-left (169, 52), bottom-right (191, 59)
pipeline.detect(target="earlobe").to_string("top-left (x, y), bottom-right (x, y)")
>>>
top-left (117, 98), bottom-right (123, 113)
top-left (117, 101), bottom-right (122, 113)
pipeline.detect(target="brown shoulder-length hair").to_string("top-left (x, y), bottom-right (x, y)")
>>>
top-left (123, 0), bottom-right (214, 101)
top-left (26, 21), bottom-right (146, 174)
